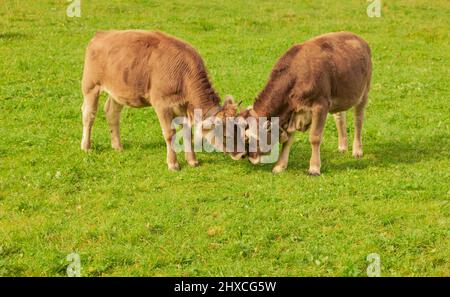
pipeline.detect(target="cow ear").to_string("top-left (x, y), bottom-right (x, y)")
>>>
top-left (224, 95), bottom-right (235, 106)
top-left (287, 112), bottom-right (297, 133)
top-left (280, 130), bottom-right (289, 143)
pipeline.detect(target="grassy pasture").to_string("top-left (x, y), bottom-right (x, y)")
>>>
top-left (0, 0), bottom-right (449, 276)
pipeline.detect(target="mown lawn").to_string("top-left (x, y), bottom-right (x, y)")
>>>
top-left (0, 0), bottom-right (448, 276)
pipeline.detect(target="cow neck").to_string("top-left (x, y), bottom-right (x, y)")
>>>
top-left (252, 95), bottom-right (294, 128)
top-left (188, 73), bottom-right (222, 119)
top-left (250, 94), bottom-right (295, 131)
top-left (202, 104), bottom-right (222, 119)
top-left (252, 82), bottom-right (294, 119)
top-left (189, 92), bottom-right (221, 119)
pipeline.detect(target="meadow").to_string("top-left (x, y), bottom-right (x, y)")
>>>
top-left (0, 0), bottom-right (448, 276)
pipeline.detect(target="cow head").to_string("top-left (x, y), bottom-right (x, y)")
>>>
top-left (197, 95), bottom-right (240, 152)
top-left (229, 107), bottom-right (298, 164)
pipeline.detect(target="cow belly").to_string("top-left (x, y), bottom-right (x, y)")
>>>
top-left (102, 86), bottom-right (151, 108)
top-left (328, 94), bottom-right (363, 113)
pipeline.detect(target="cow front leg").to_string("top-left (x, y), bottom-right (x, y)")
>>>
top-left (272, 132), bottom-right (295, 174)
top-left (104, 96), bottom-right (124, 151)
top-left (333, 112), bottom-right (348, 153)
top-left (81, 85), bottom-right (100, 151)
top-left (155, 106), bottom-right (180, 171)
top-left (183, 121), bottom-right (199, 167)
top-left (308, 103), bottom-right (328, 176)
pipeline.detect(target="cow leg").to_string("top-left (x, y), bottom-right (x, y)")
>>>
top-left (272, 133), bottom-right (295, 174)
top-left (183, 121), bottom-right (199, 167)
top-left (154, 106), bottom-right (180, 171)
top-left (104, 96), bottom-right (124, 151)
top-left (352, 94), bottom-right (368, 158)
top-left (81, 85), bottom-right (100, 151)
top-left (333, 112), bottom-right (348, 153)
top-left (308, 102), bottom-right (328, 176)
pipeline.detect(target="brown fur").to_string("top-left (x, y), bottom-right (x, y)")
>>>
top-left (81, 30), bottom-right (236, 170)
top-left (82, 30), bottom-right (222, 111)
top-left (242, 32), bottom-right (372, 175)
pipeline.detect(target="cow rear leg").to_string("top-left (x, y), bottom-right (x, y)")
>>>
top-left (104, 96), bottom-right (124, 151)
top-left (81, 85), bottom-right (100, 151)
top-left (272, 132), bottom-right (295, 174)
top-left (308, 101), bottom-right (328, 176)
top-left (333, 112), bottom-right (348, 153)
top-left (352, 94), bottom-right (368, 158)
top-left (154, 106), bottom-right (180, 171)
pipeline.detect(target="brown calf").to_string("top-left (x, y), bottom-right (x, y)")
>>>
top-left (239, 31), bottom-right (372, 175)
top-left (81, 30), bottom-right (236, 170)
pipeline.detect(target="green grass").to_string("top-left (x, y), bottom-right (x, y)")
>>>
top-left (0, 0), bottom-right (449, 276)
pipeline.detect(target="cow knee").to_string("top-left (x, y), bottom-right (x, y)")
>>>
top-left (163, 129), bottom-right (176, 144)
top-left (83, 109), bottom-right (96, 123)
top-left (309, 135), bottom-right (322, 146)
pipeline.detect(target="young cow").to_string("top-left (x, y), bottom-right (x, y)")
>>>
top-left (237, 32), bottom-right (372, 175)
top-left (81, 30), bottom-right (237, 170)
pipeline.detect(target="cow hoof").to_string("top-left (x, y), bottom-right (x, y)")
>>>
top-left (308, 168), bottom-right (321, 176)
top-left (168, 163), bottom-right (181, 171)
top-left (272, 165), bottom-right (286, 174)
top-left (112, 145), bottom-right (123, 151)
top-left (352, 150), bottom-right (363, 158)
top-left (187, 160), bottom-right (199, 167)
top-left (338, 146), bottom-right (348, 153)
